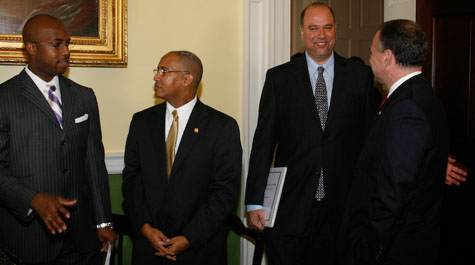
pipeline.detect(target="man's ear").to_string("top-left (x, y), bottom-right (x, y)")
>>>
top-left (183, 73), bottom-right (194, 88)
top-left (383, 49), bottom-right (394, 66)
top-left (24, 42), bottom-right (37, 56)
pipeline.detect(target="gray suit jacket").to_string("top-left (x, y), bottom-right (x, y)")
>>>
top-left (0, 70), bottom-right (111, 263)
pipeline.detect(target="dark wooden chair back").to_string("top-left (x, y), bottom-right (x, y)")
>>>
top-left (111, 213), bottom-right (134, 265)
top-left (226, 215), bottom-right (264, 265)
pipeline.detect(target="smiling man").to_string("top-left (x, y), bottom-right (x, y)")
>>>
top-left (244, 2), bottom-right (379, 265)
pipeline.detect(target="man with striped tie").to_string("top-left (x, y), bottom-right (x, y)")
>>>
top-left (0, 14), bottom-right (116, 264)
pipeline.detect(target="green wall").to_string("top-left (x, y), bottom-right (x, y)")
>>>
top-left (108, 174), bottom-right (241, 265)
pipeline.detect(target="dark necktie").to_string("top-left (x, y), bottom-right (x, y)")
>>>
top-left (315, 66), bottom-right (327, 201)
top-left (166, 110), bottom-right (178, 178)
top-left (47, 85), bottom-right (63, 129)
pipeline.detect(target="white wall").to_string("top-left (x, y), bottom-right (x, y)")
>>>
top-left (384, 0), bottom-right (416, 21)
top-left (0, 0), bottom-right (243, 155)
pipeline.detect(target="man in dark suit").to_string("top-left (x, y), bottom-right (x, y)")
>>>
top-left (0, 14), bottom-right (115, 264)
top-left (341, 19), bottom-right (449, 265)
top-left (244, 2), bottom-right (379, 265)
top-left (122, 50), bottom-right (242, 264)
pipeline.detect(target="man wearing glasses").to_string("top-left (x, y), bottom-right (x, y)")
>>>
top-left (122, 51), bottom-right (242, 264)
top-left (0, 14), bottom-right (116, 264)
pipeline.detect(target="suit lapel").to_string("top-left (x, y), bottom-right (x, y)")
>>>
top-left (169, 100), bottom-right (207, 180)
top-left (327, 53), bottom-right (347, 127)
top-left (379, 74), bottom-right (419, 115)
top-left (59, 77), bottom-right (76, 132)
top-left (20, 70), bottom-right (62, 130)
top-left (150, 104), bottom-right (168, 183)
top-left (292, 56), bottom-right (322, 130)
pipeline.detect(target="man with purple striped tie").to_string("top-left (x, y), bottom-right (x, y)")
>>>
top-left (0, 14), bottom-right (116, 264)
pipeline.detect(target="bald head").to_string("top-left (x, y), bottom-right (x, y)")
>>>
top-left (167, 50), bottom-right (203, 90)
top-left (22, 14), bottom-right (70, 82)
top-left (22, 14), bottom-right (67, 45)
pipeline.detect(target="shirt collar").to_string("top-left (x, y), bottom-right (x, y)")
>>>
top-left (25, 65), bottom-right (60, 94)
top-left (305, 50), bottom-right (335, 76)
top-left (166, 96), bottom-right (198, 118)
top-left (387, 71), bottom-right (422, 98)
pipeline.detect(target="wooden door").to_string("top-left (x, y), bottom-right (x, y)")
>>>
top-left (417, 1), bottom-right (475, 264)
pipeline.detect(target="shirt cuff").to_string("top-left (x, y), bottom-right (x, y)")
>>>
top-left (246, 205), bottom-right (263, 212)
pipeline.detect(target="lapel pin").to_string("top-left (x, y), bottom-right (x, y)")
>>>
top-left (194, 128), bottom-right (199, 133)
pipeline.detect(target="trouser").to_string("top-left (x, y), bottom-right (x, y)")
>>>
top-left (264, 199), bottom-right (337, 265)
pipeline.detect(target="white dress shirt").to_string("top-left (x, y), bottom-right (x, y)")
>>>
top-left (165, 96), bottom-right (198, 153)
top-left (25, 66), bottom-right (62, 104)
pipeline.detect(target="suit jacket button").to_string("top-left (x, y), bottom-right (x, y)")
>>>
top-left (61, 140), bottom-right (66, 146)
top-left (63, 169), bottom-right (68, 174)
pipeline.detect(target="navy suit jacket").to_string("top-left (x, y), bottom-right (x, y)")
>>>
top-left (245, 53), bottom-right (379, 236)
top-left (342, 74), bottom-right (449, 265)
top-left (0, 70), bottom-right (111, 263)
top-left (122, 100), bottom-right (242, 265)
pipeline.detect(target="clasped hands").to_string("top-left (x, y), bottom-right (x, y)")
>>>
top-left (141, 223), bottom-right (190, 261)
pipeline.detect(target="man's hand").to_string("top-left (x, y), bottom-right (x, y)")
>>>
top-left (248, 209), bottom-right (266, 231)
top-left (30, 193), bottom-right (77, 235)
top-left (161, 235), bottom-right (191, 261)
top-left (140, 223), bottom-right (174, 259)
top-left (97, 227), bottom-right (117, 252)
top-left (446, 157), bottom-right (468, 186)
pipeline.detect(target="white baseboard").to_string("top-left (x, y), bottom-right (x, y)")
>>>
top-left (105, 153), bottom-right (124, 174)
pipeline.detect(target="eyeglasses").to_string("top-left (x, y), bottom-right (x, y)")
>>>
top-left (31, 41), bottom-right (70, 50)
top-left (153, 68), bottom-right (189, 76)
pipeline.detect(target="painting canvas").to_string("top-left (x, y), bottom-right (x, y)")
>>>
top-left (0, 0), bottom-right (127, 67)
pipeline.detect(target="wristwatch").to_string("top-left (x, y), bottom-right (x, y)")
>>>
top-left (96, 222), bottom-right (113, 229)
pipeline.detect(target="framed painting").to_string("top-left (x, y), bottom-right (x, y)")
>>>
top-left (0, 0), bottom-right (127, 67)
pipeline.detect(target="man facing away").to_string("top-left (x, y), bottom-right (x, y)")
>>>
top-left (0, 14), bottom-right (115, 264)
top-left (122, 50), bottom-right (242, 264)
top-left (341, 19), bottom-right (449, 265)
top-left (244, 2), bottom-right (379, 265)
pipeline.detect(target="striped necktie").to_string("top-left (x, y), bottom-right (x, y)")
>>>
top-left (47, 85), bottom-right (63, 129)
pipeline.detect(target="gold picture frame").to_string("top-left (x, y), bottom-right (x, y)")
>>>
top-left (0, 0), bottom-right (127, 67)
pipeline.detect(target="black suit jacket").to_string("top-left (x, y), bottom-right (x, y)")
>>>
top-left (342, 74), bottom-right (449, 265)
top-left (245, 53), bottom-right (379, 236)
top-left (122, 100), bottom-right (242, 265)
top-left (0, 70), bottom-right (112, 263)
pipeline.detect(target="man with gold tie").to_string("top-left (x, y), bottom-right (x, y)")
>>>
top-left (122, 50), bottom-right (242, 264)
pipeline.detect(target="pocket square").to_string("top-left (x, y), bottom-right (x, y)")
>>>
top-left (75, 114), bottom-right (89, 123)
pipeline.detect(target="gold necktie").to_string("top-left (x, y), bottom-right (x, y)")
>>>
top-left (166, 110), bottom-right (178, 178)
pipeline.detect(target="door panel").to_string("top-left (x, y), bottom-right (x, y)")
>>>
top-left (433, 16), bottom-right (473, 160)
top-left (418, 0), bottom-right (475, 264)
